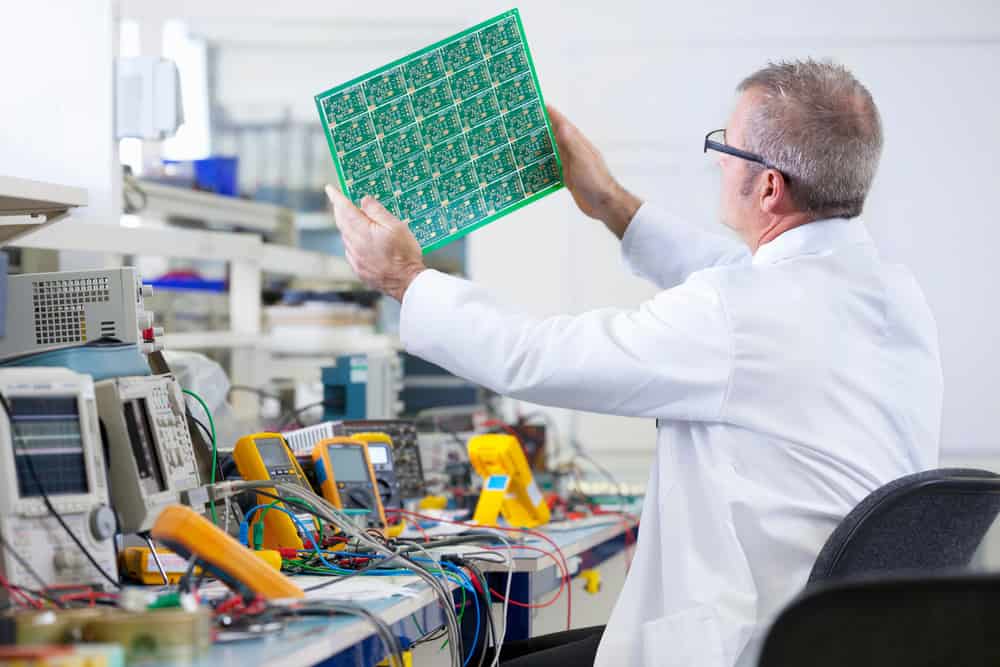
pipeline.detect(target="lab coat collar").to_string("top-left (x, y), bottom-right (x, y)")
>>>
top-left (752, 218), bottom-right (873, 266)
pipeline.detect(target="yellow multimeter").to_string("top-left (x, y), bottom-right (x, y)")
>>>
top-left (351, 432), bottom-right (405, 538)
top-left (312, 436), bottom-right (387, 531)
top-left (232, 432), bottom-right (312, 549)
top-left (151, 505), bottom-right (303, 599)
top-left (468, 434), bottom-right (551, 528)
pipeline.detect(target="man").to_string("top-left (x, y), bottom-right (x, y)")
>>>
top-left (326, 60), bottom-right (942, 666)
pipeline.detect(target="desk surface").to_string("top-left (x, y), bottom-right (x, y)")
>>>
top-left (152, 518), bottom-right (635, 667)
top-left (186, 575), bottom-right (444, 667)
top-left (489, 517), bottom-right (636, 573)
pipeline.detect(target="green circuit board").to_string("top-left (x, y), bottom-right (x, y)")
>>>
top-left (315, 9), bottom-right (563, 253)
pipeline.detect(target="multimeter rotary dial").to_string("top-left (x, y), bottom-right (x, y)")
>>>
top-left (345, 487), bottom-right (374, 509)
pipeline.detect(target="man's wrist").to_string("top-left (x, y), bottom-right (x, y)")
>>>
top-left (391, 264), bottom-right (427, 302)
top-left (602, 184), bottom-right (643, 240)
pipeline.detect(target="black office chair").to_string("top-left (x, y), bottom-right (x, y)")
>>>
top-left (758, 573), bottom-right (1000, 666)
top-left (808, 468), bottom-right (1000, 584)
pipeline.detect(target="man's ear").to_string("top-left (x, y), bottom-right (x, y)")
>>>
top-left (759, 169), bottom-right (786, 214)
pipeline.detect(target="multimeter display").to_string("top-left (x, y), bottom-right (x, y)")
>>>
top-left (367, 445), bottom-right (389, 465)
top-left (312, 437), bottom-right (387, 530)
top-left (257, 438), bottom-right (292, 469)
top-left (326, 447), bottom-right (369, 482)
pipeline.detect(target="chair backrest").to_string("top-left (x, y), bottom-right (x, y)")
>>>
top-left (807, 468), bottom-right (1000, 585)
top-left (759, 574), bottom-right (1000, 667)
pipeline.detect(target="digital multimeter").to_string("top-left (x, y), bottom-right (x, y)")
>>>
top-left (151, 504), bottom-right (303, 599)
top-left (312, 437), bottom-right (387, 530)
top-left (232, 433), bottom-right (312, 549)
top-left (348, 432), bottom-right (404, 537)
top-left (468, 434), bottom-right (550, 528)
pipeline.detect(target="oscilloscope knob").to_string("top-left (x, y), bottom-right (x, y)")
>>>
top-left (54, 548), bottom-right (81, 574)
top-left (89, 505), bottom-right (117, 541)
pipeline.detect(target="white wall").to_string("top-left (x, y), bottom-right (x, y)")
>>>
top-left (120, 0), bottom-right (1000, 478)
top-left (469, 0), bottom-right (1000, 470)
top-left (0, 1), bottom-right (119, 227)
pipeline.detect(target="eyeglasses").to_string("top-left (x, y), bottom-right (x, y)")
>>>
top-left (704, 129), bottom-right (783, 175)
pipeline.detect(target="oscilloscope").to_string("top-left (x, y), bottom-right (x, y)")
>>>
top-left (95, 373), bottom-right (201, 534)
top-left (0, 368), bottom-right (118, 596)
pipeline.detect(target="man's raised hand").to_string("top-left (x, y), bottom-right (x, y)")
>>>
top-left (326, 185), bottom-right (426, 302)
top-left (547, 104), bottom-right (643, 239)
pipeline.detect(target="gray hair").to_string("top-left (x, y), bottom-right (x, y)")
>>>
top-left (737, 59), bottom-right (883, 220)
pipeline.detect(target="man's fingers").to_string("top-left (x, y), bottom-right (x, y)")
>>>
top-left (336, 217), bottom-right (365, 260)
top-left (546, 104), bottom-right (579, 157)
top-left (547, 103), bottom-right (566, 127)
top-left (360, 196), bottom-right (401, 229)
top-left (325, 183), bottom-right (352, 208)
top-left (326, 184), bottom-right (371, 234)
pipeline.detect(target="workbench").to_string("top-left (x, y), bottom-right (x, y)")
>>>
top-left (155, 517), bottom-right (637, 667)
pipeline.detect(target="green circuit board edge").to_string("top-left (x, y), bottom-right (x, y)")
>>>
top-left (314, 8), bottom-right (563, 254)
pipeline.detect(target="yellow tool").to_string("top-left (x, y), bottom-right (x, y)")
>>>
top-left (312, 436), bottom-right (387, 531)
top-left (232, 432), bottom-right (312, 549)
top-left (151, 505), bottom-right (303, 600)
top-left (350, 432), bottom-right (405, 538)
top-left (121, 546), bottom-right (190, 585)
top-left (120, 547), bottom-right (281, 585)
top-left (468, 434), bottom-right (550, 528)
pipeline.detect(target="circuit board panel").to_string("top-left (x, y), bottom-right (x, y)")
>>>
top-left (315, 9), bottom-right (563, 253)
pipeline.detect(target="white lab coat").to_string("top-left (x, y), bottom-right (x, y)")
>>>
top-left (399, 204), bottom-right (942, 667)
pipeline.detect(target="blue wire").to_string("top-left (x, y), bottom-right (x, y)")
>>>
top-left (240, 505), bottom-right (481, 664)
top-left (441, 561), bottom-right (480, 667)
top-left (241, 503), bottom-right (344, 572)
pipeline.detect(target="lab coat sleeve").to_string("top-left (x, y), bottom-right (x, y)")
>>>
top-left (400, 269), bottom-right (733, 421)
top-left (621, 203), bottom-right (750, 289)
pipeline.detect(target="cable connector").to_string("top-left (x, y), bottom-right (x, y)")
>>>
top-left (252, 523), bottom-right (265, 550)
top-left (206, 481), bottom-right (241, 502)
top-left (238, 522), bottom-right (250, 547)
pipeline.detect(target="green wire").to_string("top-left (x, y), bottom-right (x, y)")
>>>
top-left (411, 612), bottom-right (427, 637)
top-left (182, 388), bottom-right (217, 524)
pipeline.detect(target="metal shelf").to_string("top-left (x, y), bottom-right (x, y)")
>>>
top-left (159, 331), bottom-right (262, 349)
top-left (12, 220), bottom-right (260, 260)
top-left (12, 219), bottom-right (354, 280)
top-left (136, 180), bottom-right (292, 235)
top-left (159, 330), bottom-right (397, 353)
top-left (11, 202), bottom-right (367, 422)
top-left (0, 175), bottom-right (87, 245)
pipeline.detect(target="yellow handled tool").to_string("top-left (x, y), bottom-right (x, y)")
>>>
top-left (151, 505), bottom-right (303, 600)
